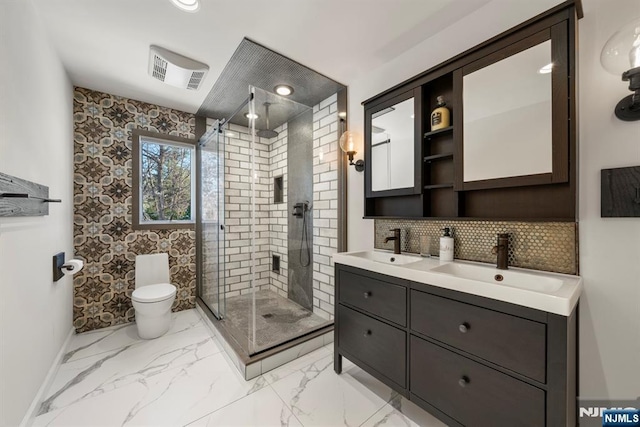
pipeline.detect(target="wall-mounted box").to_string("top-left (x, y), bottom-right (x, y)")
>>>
top-left (601, 166), bottom-right (640, 217)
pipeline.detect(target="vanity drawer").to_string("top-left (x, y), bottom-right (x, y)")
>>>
top-left (410, 336), bottom-right (545, 427)
top-left (410, 290), bottom-right (546, 382)
top-left (338, 269), bottom-right (406, 326)
top-left (338, 305), bottom-right (406, 387)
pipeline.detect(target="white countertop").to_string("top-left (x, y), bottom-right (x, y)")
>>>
top-left (332, 250), bottom-right (582, 316)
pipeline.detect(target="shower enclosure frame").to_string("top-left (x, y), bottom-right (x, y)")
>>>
top-left (195, 118), bottom-right (227, 320)
top-left (195, 87), bottom-right (349, 357)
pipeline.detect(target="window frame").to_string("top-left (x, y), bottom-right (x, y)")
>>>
top-left (132, 129), bottom-right (196, 230)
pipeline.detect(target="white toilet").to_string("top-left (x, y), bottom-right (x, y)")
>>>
top-left (132, 253), bottom-right (177, 339)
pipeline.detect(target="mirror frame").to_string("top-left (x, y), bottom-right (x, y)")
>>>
top-left (454, 23), bottom-right (569, 191)
top-left (365, 87), bottom-right (422, 198)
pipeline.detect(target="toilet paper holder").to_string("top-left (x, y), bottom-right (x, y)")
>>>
top-left (53, 252), bottom-right (83, 282)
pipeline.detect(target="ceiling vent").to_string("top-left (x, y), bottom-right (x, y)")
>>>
top-left (148, 45), bottom-right (209, 91)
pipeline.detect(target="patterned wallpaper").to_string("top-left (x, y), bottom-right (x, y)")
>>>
top-left (375, 219), bottom-right (578, 274)
top-left (73, 87), bottom-right (196, 333)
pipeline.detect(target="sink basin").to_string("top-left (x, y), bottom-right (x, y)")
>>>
top-left (431, 263), bottom-right (564, 293)
top-left (347, 251), bottom-right (422, 266)
top-left (332, 250), bottom-right (581, 315)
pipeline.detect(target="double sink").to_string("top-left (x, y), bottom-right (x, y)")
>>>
top-left (333, 250), bottom-right (582, 316)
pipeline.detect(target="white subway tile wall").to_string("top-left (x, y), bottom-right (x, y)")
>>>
top-left (223, 123), bottom-right (274, 297)
top-left (312, 94), bottom-right (339, 320)
top-left (268, 124), bottom-right (289, 297)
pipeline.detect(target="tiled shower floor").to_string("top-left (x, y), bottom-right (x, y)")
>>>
top-left (219, 289), bottom-right (332, 354)
top-left (32, 309), bottom-right (446, 426)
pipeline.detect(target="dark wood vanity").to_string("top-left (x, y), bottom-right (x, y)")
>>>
top-left (334, 264), bottom-right (577, 426)
top-left (362, 1), bottom-right (581, 221)
top-left (340, 2), bottom-right (583, 425)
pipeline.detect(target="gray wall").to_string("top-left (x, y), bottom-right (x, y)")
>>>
top-left (287, 110), bottom-right (314, 310)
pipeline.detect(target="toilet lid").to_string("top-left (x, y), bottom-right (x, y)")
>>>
top-left (132, 283), bottom-right (176, 303)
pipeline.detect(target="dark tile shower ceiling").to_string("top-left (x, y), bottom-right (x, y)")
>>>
top-left (197, 38), bottom-right (346, 129)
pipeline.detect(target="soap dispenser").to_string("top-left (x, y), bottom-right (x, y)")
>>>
top-left (439, 227), bottom-right (454, 261)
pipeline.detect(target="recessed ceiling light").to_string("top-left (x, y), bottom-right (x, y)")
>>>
top-left (170, 0), bottom-right (199, 13)
top-left (274, 85), bottom-right (294, 96)
top-left (245, 113), bottom-right (259, 120)
top-left (538, 63), bottom-right (553, 74)
top-left (410, 114), bottom-right (415, 119)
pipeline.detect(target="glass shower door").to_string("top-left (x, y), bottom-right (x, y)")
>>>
top-left (197, 120), bottom-right (225, 319)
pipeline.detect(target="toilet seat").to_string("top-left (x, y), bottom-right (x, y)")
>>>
top-left (132, 283), bottom-right (176, 303)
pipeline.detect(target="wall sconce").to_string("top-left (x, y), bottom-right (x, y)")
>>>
top-left (601, 17), bottom-right (640, 121)
top-left (339, 119), bottom-right (364, 172)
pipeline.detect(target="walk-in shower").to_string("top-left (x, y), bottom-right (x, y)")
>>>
top-left (196, 85), bottom-right (343, 357)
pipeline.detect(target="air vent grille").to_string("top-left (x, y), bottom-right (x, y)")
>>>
top-left (148, 45), bottom-right (209, 90)
top-left (187, 71), bottom-right (205, 90)
top-left (152, 55), bottom-right (168, 82)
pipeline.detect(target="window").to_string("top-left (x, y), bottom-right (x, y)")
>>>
top-left (132, 129), bottom-right (196, 229)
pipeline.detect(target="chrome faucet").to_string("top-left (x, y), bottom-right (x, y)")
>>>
top-left (492, 233), bottom-right (509, 270)
top-left (384, 228), bottom-right (402, 254)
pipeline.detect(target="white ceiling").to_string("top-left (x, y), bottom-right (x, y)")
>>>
top-left (32, 0), bottom-right (492, 113)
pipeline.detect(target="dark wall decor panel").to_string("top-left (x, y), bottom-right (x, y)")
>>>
top-left (601, 166), bottom-right (640, 217)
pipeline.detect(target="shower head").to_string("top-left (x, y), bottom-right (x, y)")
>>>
top-left (257, 102), bottom-right (279, 138)
top-left (257, 129), bottom-right (279, 138)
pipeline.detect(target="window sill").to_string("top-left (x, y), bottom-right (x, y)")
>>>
top-left (132, 222), bottom-right (195, 231)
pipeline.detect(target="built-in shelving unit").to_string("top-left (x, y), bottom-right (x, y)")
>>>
top-left (362, 1), bottom-right (578, 221)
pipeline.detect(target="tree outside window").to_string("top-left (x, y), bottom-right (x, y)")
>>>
top-left (132, 130), bottom-right (195, 229)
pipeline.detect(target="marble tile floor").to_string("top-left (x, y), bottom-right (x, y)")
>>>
top-left (32, 309), bottom-right (446, 427)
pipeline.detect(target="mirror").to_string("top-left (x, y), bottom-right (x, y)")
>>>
top-left (370, 97), bottom-right (415, 191)
top-left (463, 40), bottom-right (552, 183)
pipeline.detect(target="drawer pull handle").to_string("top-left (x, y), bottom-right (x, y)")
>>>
top-left (458, 376), bottom-right (470, 388)
top-left (363, 330), bottom-right (372, 337)
top-left (458, 322), bottom-right (470, 333)
top-left (363, 291), bottom-right (371, 298)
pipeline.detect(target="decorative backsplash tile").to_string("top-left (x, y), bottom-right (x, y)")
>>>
top-left (73, 87), bottom-right (196, 333)
top-left (375, 219), bottom-right (577, 274)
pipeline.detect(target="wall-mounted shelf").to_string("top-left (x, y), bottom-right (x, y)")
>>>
top-left (424, 183), bottom-right (454, 190)
top-left (0, 172), bottom-right (61, 217)
top-left (423, 126), bottom-right (453, 140)
top-left (424, 153), bottom-right (453, 163)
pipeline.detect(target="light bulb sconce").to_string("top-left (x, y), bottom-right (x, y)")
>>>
top-left (339, 118), bottom-right (364, 172)
top-left (617, 67), bottom-right (640, 121)
top-left (601, 18), bottom-right (640, 121)
top-left (347, 151), bottom-right (365, 172)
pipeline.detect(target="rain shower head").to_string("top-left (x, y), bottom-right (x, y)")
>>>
top-left (257, 102), bottom-right (279, 139)
top-left (257, 129), bottom-right (279, 138)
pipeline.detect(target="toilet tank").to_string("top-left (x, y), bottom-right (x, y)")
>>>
top-left (135, 253), bottom-right (171, 288)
